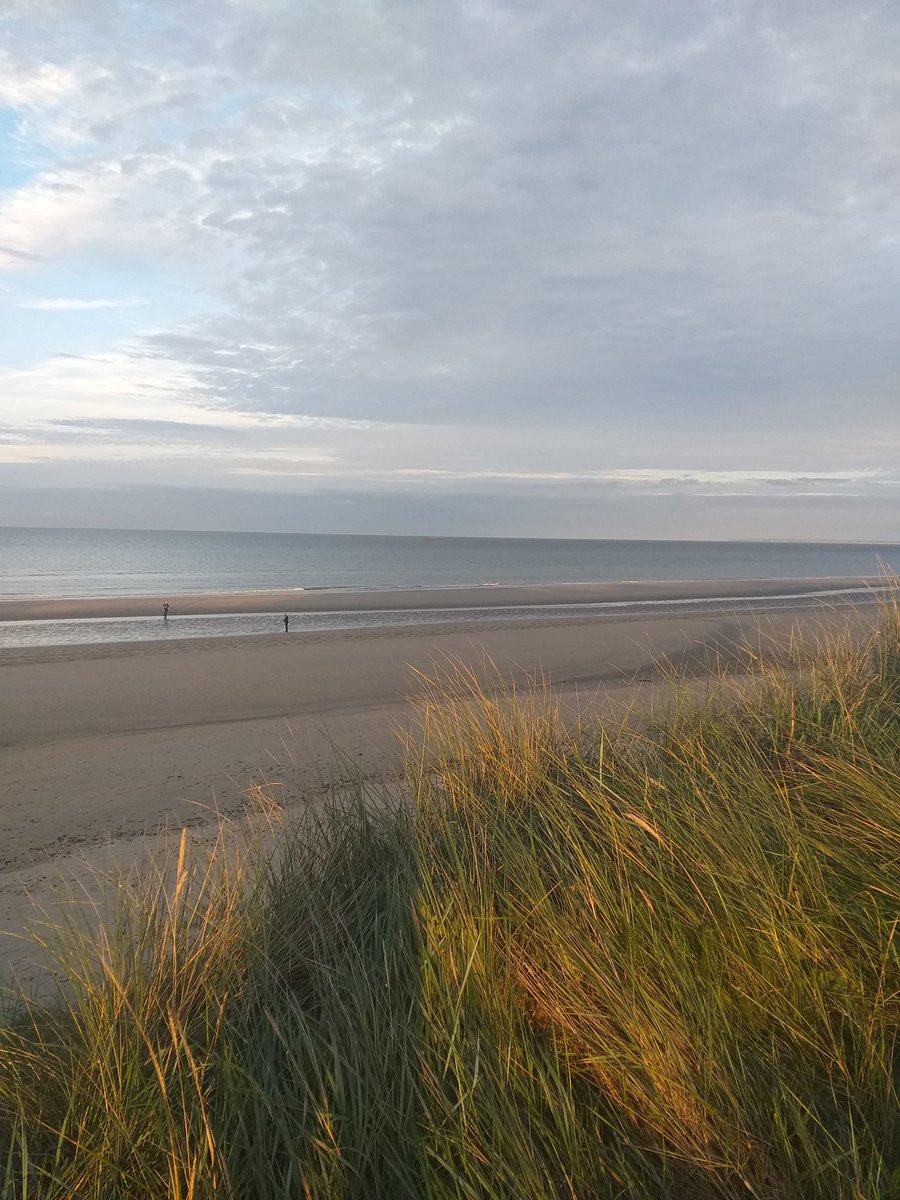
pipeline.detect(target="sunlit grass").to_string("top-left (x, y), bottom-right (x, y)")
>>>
top-left (1, 601), bottom-right (898, 1197)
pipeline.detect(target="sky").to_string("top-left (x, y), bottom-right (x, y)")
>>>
top-left (1, 0), bottom-right (898, 540)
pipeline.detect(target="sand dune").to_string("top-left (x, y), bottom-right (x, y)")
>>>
top-left (0, 598), bottom-right (879, 989)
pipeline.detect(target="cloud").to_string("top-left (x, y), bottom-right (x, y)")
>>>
top-left (365, 466), bottom-right (900, 501)
top-left (0, 168), bottom-right (126, 266)
top-left (1, 481), bottom-right (898, 544)
top-left (601, 468), bottom-right (891, 488)
top-left (0, 1), bottom-right (898, 535)
top-left (20, 296), bottom-right (146, 310)
top-left (0, 52), bottom-right (77, 109)
top-left (0, 244), bottom-right (42, 265)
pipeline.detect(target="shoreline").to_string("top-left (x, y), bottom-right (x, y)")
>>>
top-left (0, 575), bottom-right (888, 622)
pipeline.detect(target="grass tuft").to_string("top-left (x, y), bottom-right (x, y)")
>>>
top-left (1, 603), bottom-right (899, 1197)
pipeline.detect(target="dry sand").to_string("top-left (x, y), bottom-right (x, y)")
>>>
top-left (0, 588), bottom-right (879, 991)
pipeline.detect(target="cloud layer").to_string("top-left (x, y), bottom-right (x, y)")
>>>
top-left (1, 0), bottom-right (898, 536)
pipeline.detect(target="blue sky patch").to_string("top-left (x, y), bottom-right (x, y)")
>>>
top-left (1, 261), bottom-right (213, 369)
top-left (0, 108), bottom-right (34, 191)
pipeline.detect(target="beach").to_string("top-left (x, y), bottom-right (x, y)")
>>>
top-left (0, 575), bottom-right (884, 621)
top-left (0, 581), bottom-right (881, 987)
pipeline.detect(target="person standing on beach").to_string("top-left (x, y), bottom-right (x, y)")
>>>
top-left (163, 601), bottom-right (169, 620)
top-left (283, 613), bottom-right (290, 632)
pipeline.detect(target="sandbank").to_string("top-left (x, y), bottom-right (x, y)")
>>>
top-left (0, 575), bottom-right (885, 622)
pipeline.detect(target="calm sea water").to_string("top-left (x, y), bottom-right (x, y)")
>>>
top-left (1, 528), bottom-right (897, 648)
top-left (2, 528), bottom-right (898, 599)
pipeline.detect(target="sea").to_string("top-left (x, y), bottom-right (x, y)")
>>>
top-left (1, 527), bottom-right (898, 649)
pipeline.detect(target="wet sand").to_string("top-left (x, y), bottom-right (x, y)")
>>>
top-left (0, 575), bottom-right (884, 622)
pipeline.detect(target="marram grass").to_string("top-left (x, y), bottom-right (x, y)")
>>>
top-left (1, 606), bottom-right (899, 1198)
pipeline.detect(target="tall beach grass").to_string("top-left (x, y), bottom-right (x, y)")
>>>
top-left (1, 603), bottom-right (898, 1198)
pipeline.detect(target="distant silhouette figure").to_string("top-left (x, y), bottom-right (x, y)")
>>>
top-left (283, 613), bottom-right (290, 632)
top-left (163, 601), bottom-right (169, 621)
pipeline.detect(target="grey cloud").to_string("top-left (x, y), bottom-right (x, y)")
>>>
top-left (1, 482), bottom-right (897, 543)
top-left (112, 2), bottom-right (895, 441)
top-left (40, 181), bottom-right (86, 193)
top-left (46, 418), bottom-right (245, 442)
top-left (2, 0), bottom-right (899, 535)
top-left (0, 243), bottom-right (41, 262)
top-left (0, 426), bottom-right (33, 444)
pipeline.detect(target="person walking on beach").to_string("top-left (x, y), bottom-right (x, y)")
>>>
top-left (283, 613), bottom-right (290, 632)
top-left (163, 601), bottom-right (169, 621)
